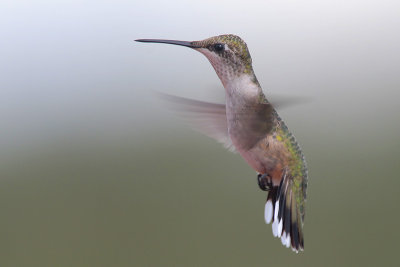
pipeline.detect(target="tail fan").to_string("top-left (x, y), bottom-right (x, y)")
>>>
top-left (264, 171), bottom-right (304, 253)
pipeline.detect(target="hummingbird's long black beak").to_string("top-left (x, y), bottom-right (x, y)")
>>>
top-left (135, 39), bottom-right (198, 48)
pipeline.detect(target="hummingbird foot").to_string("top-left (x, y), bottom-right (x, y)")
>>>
top-left (257, 173), bottom-right (272, 191)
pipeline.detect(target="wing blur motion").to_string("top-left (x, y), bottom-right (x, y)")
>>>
top-left (157, 93), bottom-right (235, 151)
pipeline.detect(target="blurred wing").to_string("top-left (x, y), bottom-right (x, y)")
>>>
top-left (157, 93), bottom-right (235, 152)
top-left (233, 102), bottom-right (274, 150)
top-left (267, 94), bottom-right (312, 110)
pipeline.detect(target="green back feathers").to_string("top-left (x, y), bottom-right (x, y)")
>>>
top-left (276, 118), bottom-right (308, 222)
top-left (265, 114), bottom-right (308, 252)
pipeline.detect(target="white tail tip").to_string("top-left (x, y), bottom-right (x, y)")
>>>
top-left (274, 200), bottom-right (280, 222)
top-left (272, 220), bottom-right (279, 237)
top-left (277, 219), bottom-right (283, 238)
top-left (264, 200), bottom-right (273, 224)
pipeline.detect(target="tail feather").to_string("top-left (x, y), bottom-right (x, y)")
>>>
top-left (264, 185), bottom-right (278, 224)
top-left (290, 194), bottom-right (300, 251)
top-left (283, 189), bottom-right (292, 244)
top-left (264, 170), bottom-right (304, 253)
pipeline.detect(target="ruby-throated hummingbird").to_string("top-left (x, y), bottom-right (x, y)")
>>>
top-left (135, 34), bottom-right (308, 253)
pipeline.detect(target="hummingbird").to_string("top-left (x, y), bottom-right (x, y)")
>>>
top-left (135, 34), bottom-right (308, 253)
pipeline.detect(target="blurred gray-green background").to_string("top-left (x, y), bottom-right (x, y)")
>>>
top-left (1, 0), bottom-right (400, 266)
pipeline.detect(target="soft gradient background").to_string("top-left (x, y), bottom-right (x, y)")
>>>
top-left (1, 0), bottom-right (400, 266)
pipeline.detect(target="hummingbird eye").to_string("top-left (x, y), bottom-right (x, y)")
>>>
top-left (213, 43), bottom-right (224, 52)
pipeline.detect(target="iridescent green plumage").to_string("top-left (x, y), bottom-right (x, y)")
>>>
top-left (274, 114), bottom-right (308, 222)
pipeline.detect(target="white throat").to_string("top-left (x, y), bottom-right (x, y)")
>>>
top-left (224, 74), bottom-right (261, 101)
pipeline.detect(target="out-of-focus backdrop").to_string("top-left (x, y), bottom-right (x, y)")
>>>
top-left (1, 0), bottom-right (399, 266)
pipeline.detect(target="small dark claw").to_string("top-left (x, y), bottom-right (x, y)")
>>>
top-left (257, 173), bottom-right (272, 191)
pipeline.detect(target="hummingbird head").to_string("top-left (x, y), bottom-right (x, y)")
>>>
top-left (136, 34), bottom-right (256, 87)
